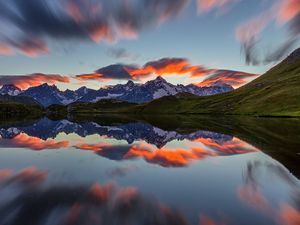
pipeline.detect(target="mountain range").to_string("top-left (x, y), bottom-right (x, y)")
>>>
top-left (0, 76), bottom-right (233, 107)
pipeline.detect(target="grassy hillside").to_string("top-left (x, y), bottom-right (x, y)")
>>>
top-left (0, 95), bottom-right (44, 119)
top-left (127, 50), bottom-right (300, 116)
top-left (68, 99), bottom-right (137, 114)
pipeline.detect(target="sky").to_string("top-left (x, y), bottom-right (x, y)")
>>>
top-left (0, 0), bottom-right (299, 90)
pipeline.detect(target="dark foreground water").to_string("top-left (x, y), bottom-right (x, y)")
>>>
top-left (0, 116), bottom-right (299, 225)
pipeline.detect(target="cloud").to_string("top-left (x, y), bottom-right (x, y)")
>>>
top-left (0, 73), bottom-right (70, 90)
top-left (107, 47), bottom-right (138, 60)
top-left (75, 58), bottom-right (254, 87)
top-left (76, 58), bottom-right (212, 81)
top-left (198, 70), bottom-right (258, 87)
top-left (137, 57), bottom-right (211, 77)
top-left (0, 0), bottom-right (189, 57)
top-left (0, 44), bottom-right (13, 55)
top-left (76, 64), bottom-right (140, 81)
top-left (197, 0), bottom-right (240, 13)
top-left (0, 58), bottom-right (256, 89)
top-left (236, 0), bottom-right (300, 65)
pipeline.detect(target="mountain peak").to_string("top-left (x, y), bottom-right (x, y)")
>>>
top-left (0, 84), bottom-right (21, 96)
top-left (126, 80), bottom-right (134, 86)
top-left (154, 76), bottom-right (167, 82)
top-left (38, 83), bottom-right (59, 90)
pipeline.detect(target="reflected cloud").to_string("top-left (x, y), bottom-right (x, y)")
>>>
top-left (196, 137), bottom-right (258, 154)
top-left (199, 214), bottom-right (227, 225)
top-left (280, 203), bottom-right (300, 225)
top-left (0, 133), bottom-right (69, 150)
top-left (125, 144), bottom-right (216, 167)
top-left (238, 161), bottom-right (300, 224)
top-left (107, 165), bottom-right (138, 177)
top-left (0, 168), bottom-right (189, 225)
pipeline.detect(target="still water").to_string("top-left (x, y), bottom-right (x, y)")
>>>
top-left (0, 116), bottom-right (299, 225)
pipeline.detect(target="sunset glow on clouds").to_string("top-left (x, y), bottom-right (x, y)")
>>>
top-left (75, 58), bottom-right (257, 88)
top-left (0, 74), bottom-right (70, 90)
top-left (0, 57), bottom-right (257, 90)
top-left (0, 0), bottom-right (189, 56)
top-left (0, 0), bottom-right (299, 89)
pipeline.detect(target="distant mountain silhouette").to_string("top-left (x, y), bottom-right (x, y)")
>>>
top-left (0, 77), bottom-right (233, 107)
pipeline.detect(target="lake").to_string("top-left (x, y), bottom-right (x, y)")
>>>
top-left (0, 115), bottom-right (299, 225)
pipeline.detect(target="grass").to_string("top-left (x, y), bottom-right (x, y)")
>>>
top-left (0, 102), bottom-right (44, 119)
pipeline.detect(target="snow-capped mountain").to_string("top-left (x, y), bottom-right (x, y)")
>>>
top-left (0, 84), bottom-right (21, 96)
top-left (2, 77), bottom-right (233, 107)
top-left (77, 76), bottom-right (233, 104)
top-left (19, 83), bottom-right (71, 106)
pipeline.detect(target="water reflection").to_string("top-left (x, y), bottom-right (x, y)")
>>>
top-left (0, 168), bottom-right (187, 225)
top-left (0, 116), bottom-right (299, 225)
top-left (0, 118), bottom-right (258, 167)
top-left (238, 161), bottom-right (300, 225)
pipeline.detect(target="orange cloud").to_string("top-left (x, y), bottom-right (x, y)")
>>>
top-left (76, 58), bottom-right (213, 82)
top-left (0, 133), bottom-right (69, 150)
top-left (5, 38), bottom-right (49, 57)
top-left (127, 58), bottom-right (211, 79)
top-left (75, 73), bottom-right (108, 81)
top-left (197, 70), bottom-right (258, 88)
top-left (0, 44), bottom-right (14, 55)
top-left (197, 0), bottom-right (239, 13)
top-left (0, 73), bottom-right (70, 90)
top-left (277, 0), bottom-right (300, 23)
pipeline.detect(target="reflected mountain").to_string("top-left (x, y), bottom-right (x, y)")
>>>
top-left (0, 117), bottom-right (232, 148)
top-left (0, 117), bottom-right (258, 167)
top-left (0, 115), bottom-right (299, 174)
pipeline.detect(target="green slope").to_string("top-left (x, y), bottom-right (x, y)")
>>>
top-left (67, 99), bottom-right (137, 114)
top-left (0, 95), bottom-right (44, 119)
top-left (129, 49), bottom-right (300, 116)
